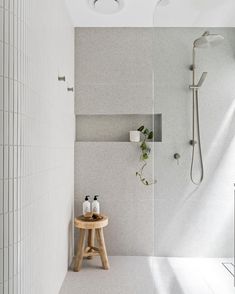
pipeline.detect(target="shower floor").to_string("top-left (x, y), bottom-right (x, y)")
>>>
top-left (59, 257), bottom-right (234, 294)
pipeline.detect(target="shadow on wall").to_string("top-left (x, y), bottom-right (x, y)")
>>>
top-left (68, 207), bottom-right (74, 266)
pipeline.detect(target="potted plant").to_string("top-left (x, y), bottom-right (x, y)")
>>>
top-left (136, 126), bottom-right (156, 186)
top-left (129, 130), bottom-right (141, 142)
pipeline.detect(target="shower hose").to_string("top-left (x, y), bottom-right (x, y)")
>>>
top-left (190, 89), bottom-right (204, 185)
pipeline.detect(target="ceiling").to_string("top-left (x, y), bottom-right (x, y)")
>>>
top-left (65, 0), bottom-right (235, 27)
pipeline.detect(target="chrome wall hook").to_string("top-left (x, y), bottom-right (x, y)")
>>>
top-left (58, 76), bottom-right (66, 81)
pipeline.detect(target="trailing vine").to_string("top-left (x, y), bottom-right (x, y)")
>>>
top-left (136, 125), bottom-right (157, 186)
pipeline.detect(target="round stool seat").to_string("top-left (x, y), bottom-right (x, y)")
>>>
top-left (75, 214), bottom-right (108, 230)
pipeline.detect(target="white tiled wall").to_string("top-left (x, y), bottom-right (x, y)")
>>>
top-left (1, 0), bottom-right (74, 293)
top-left (1, 0), bottom-right (28, 292)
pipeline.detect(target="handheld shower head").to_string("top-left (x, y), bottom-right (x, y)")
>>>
top-left (189, 72), bottom-right (208, 89)
top-left (194, 31), bottom-right (224, 48)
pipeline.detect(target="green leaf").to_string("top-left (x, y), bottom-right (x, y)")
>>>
top-left (145, 181), bottom-right (149, 185)
top-left (143, 153), bottom-right (148, 160)
top-left (137, 126), bottom-right (144, 132)
top-left (143, 128), bottom-right (149, 135)
top-left (140, 142), bottom-right (147, 150)
top-left (148, 131), bottom-right (153, 140)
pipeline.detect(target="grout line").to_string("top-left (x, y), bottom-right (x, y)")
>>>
top-left (2, 0), bottom-right (5, 291)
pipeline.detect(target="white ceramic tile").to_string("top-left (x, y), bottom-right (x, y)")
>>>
top-left (0, 9), bottom-right (3, 42)
top-left (0, 180), bottom-right (3, 213)
top-left (4, 10), bottom-right (8, 44)
top-left (0, 42), bottom-right (3, 76)
top-left (1, 1), bottom-right (74, 293)
top-left (0, 249), bottom-right (3, 284)
top-left (0, 77), bottom-right (3, 110)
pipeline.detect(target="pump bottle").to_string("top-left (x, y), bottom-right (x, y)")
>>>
top-left (92, 195), bottom-right (100, 214)
top-left (83, 195), bottom-right (91, 216)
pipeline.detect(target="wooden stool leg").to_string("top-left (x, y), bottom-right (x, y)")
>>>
top-left (96, 228), bottom-right (110, 270)
top-left (87, 229), bottom-right (95, 259)
top-left (73, 229), bottom-right (85, 272)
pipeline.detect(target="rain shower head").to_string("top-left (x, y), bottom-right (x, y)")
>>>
top-left (194, 31), bottom-right (224, 48)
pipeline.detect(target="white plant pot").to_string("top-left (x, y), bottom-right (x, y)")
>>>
top-left (129, 131), bottom-right (140, 142)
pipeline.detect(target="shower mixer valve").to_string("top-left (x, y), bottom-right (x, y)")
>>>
top-left (173, 153), bottom-right (181, 165)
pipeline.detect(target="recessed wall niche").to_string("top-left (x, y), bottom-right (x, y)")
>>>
top-left (76, 114), bottom-right (162, 142)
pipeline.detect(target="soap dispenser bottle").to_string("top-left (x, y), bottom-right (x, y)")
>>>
top-left (83, 195), bottom-right (91, 216)
top-left (92, 195), bottom-right (100, 214)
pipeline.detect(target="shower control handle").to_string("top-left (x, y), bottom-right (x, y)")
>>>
top-left (173, 153), bottom-right (181, 165)
top-left (174, 153), bottom-right (180, 160)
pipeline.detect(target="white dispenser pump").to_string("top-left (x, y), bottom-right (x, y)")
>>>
top-left (83, 195), bottom-right (91, 216)
top-left (92, 195), bottom-right (100, 214)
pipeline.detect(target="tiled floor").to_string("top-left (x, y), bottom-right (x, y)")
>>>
top-left (59, 257), bottom-right (234, 294)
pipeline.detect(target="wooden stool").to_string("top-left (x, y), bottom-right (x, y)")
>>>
top-left (73, 214), bottom-right (110, 272)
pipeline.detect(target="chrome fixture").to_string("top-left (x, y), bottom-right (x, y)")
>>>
top-left (174, 153), bottom-right (181, 165)
top-left (58, 76), bottom-right (66, 81)
top-left (189, 31), bottom-right (224, 185)
top-left (88, 0), bottom-right (124, 14)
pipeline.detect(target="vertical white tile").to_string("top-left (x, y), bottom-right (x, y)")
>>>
top-left (4, 44), bottom-right (8, 77)
top-left (0, 42), bottom-right (3, 76)
top-left (0, 111), bottom-right (3, 145)
top-left (4, 0), bottom-right (9, 10)
top-left (0, 214), bottom-right (3, 249)
top-left (0, 77), bottom-right (3, 110)
top-left (0, 8), bottom-right (3, 42)
top-left (4, 9), bottom-right (8, 44)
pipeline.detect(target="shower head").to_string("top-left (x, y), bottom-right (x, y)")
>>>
top-left (194, 31), bottom-right (224, 48)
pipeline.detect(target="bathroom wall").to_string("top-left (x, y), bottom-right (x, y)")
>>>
top-left (75, 27), bottom-right (234, 258)
top-left (0, 0), bottom-right (74, 293)
top-left (154, 28), bottom-right (235, 257)
top-left (74, 28), bottom-right (155, 256)
top-left (27, 1), bottom-right (74, 293)
top-left (0, 0), bottom-right (27, 292)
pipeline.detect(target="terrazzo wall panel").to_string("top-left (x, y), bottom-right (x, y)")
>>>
top-left (74, 28), bottom-right (155, 256)
top-left (154, 28), bottom-right (235, 257)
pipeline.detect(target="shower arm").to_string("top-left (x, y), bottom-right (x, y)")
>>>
top-left (190, 46), bottom-right (197, 88)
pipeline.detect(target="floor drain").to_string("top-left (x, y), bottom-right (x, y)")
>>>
top-left (222, 262), bottom-right (234, 278)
